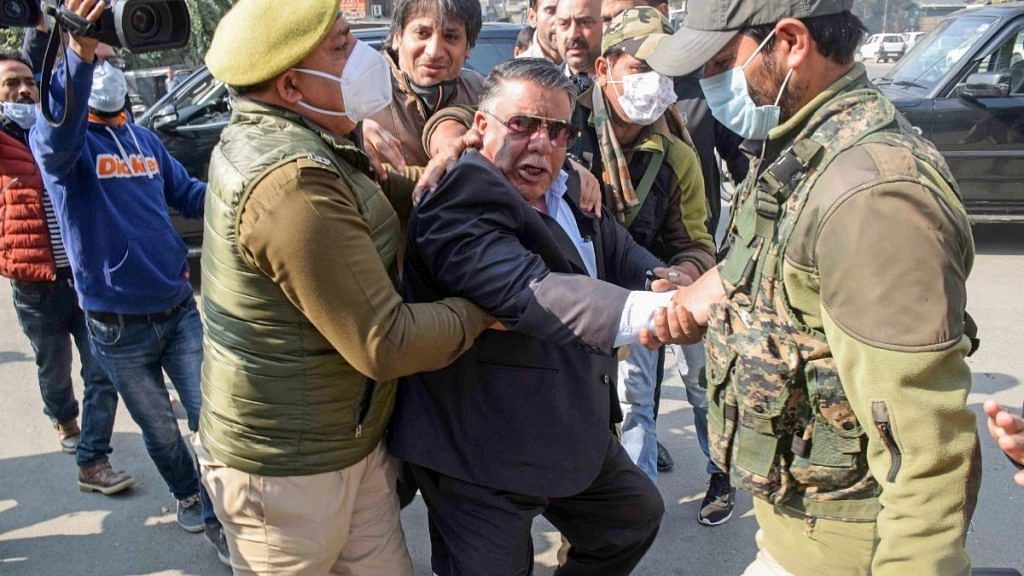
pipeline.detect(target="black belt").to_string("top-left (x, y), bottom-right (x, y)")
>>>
top-left (88, 298), bottom-right (190, 325)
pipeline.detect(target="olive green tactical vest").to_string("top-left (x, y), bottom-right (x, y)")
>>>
top-left (199, 99), bottom-right (400, 476)
top-left (704, 88), bottom-right (967, 521)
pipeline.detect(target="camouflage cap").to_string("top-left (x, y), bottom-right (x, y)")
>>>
top-left (206, 0), bottom-right (338, 87)
top-left (647, 0), bottom-right (855, 77)
top-left (601, 7), bottom-right (674, 61)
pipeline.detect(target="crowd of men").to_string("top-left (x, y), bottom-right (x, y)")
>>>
top-left (2, 0), bottom-right (1024, 574)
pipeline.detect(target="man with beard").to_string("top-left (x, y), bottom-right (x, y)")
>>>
top-left (360, 0), bottom-right (485, 172)
top-left (0, 51), bottom-right (130, 494)
top-left (646, 1), bottom-right (981, 574)
top-left (518, 0), bottom-right (562, 63)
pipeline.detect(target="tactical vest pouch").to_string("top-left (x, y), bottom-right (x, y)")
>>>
top-left (789, 358), bottom-right (871, 495)
top-left (705, 299), bottom-right (805, 500)
top-left (705, 303), bottom-right (738, 473)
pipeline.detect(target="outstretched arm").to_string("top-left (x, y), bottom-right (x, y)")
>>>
top-left (409, 158), bottom-right (629, 352)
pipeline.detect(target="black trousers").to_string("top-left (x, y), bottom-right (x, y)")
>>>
top-left (410, 435), bottom-right (664, 576)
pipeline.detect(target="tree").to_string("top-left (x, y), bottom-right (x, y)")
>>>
top-left (0, 28), bottom-right (25, 54)
top-left (854, 0), bottom-right (917, 33)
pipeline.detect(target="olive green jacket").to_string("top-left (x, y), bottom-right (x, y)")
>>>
top-left (728, 64), bottom-right (979, 575)
top-left (199, 99), bottom-right (491, 476)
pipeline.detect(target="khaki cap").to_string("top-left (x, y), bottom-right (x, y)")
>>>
top-left (646, 0), bottom-right (854, 77)
top-left (601, 7), bottom-right (674, 61)
top-left (206, 0), bottom-right (338, 86)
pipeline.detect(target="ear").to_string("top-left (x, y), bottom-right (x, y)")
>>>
top-left (277, 70), bottom-right (304, 104)
top-left (473, 110), bottom-right (489, 134)
top-left (595, 56), bottom-right (609, 85)
top-left (774, 18), bottom-right (811, 71)
top-left (527, 7), bottom-right (538, 27)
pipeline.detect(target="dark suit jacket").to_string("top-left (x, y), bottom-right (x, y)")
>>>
top-left (390, 150), bottom-right (661, 498)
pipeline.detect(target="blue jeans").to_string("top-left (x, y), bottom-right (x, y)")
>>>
top-left (85, 296), bottom-right (216, 523)
top-left (618, 344), bottom-right (660, 483)
top-left (669, 343), bottom-right (722, 476)
top-left (11, 276), bottom-right (117, 468)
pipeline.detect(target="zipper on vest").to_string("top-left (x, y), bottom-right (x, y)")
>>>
top-left (872, 401), bottom-right (901, 483)
top-left (354, 379), bottom-right (376, 439)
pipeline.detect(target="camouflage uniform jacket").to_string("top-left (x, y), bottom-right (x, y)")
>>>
top-left (706, 64), bottom-right (979, 575)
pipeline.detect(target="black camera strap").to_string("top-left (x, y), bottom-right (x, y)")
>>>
top-left (38, 0), bottom-right (75, 127)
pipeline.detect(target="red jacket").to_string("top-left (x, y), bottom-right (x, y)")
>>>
top-left (0, 128), bottom-right (57, 281)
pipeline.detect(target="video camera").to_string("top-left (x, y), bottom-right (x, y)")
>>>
top-left (0, 0), bottom-right (190, 53)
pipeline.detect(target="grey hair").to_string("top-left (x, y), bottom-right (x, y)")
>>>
top-left (389, 0), bottom-right (483, 48)
top-left (478, 58), bottom-right (578, 115)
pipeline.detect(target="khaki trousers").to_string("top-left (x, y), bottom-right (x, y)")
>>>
top-left (194, 437), bottom-right (413, 576)
top-left (746, 497), bottom-right (875, 576)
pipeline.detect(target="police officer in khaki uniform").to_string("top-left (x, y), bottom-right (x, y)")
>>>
top-left (643, 1), bottom-right (981, 574)
top-left (197, 1), bottom-right (495, 573)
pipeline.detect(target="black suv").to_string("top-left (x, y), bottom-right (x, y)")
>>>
top-left (141, 23), bottom-right (522, 253)
top-left (874, 2), bottom-right (1024, 222)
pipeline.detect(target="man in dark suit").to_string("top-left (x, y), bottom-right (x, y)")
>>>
top-left (391, 58), bottom-right (689, 575)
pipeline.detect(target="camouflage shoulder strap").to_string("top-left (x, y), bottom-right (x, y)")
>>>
top-left (623, 144), bottom-right (665, 228)
top-left (751, 89), bottom-right (899, 307)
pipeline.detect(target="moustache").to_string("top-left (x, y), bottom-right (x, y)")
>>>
top-left (565, 38), bottom-right (589, 51)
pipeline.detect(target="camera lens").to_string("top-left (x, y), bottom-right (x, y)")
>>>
top-left (126, 5), bottom-right (158, 39)
top-left (1, 0), bottom-right (27, 21)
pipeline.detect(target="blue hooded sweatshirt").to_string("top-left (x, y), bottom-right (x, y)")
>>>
top-left (30, 50), bottom-right (205, 315)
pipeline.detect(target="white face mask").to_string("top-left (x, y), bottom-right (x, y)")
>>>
top-left (89, 60), bottom-right (128, 113)
top-left (291, 40), bottom-right (393, 124)
top-left (608, 70), bottom-right (677, 126)
top-left (1, 101), bottom-right (37, 130)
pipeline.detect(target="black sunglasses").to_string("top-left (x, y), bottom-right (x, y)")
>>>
top-left (484, 111), bottom-right (579, 147)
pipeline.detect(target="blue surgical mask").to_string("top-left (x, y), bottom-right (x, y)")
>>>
top-left (700, 30), bottom-right (793, 140)
top-left (1, 102), bottom-right (37, 130)
top-left (89, 60), bottom-right (128, 114)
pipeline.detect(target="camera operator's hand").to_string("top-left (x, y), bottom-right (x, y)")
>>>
top-left (65, 0), bottom-right (107, 62)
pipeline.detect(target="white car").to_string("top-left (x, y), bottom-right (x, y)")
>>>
top-left (902, 31), bottom-right (926, 48)
top-left (860, 33), bottom-right (908, 62)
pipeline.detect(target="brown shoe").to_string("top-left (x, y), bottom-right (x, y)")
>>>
top-left (56, 419), bottom-right (81, 454)
top-left (78, 461), bottom-right (135, 495)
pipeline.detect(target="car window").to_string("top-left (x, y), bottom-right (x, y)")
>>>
top-left (886, 15), bottom-right (997, 94)
top-left (172, 70), bottom-right (225, 110)
top-left (885, 35), bottom-right (904, 43)
top-left (964, 26), bottom-right (1024, 95)
top-left (466, 37), bottom-right (516, 74)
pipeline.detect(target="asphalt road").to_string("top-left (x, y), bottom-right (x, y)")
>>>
top-left (2, 63), bottom-right (1022, 576)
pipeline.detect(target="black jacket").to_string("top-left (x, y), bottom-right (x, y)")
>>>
top-left (390, 150), bottom-right (660, 497)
